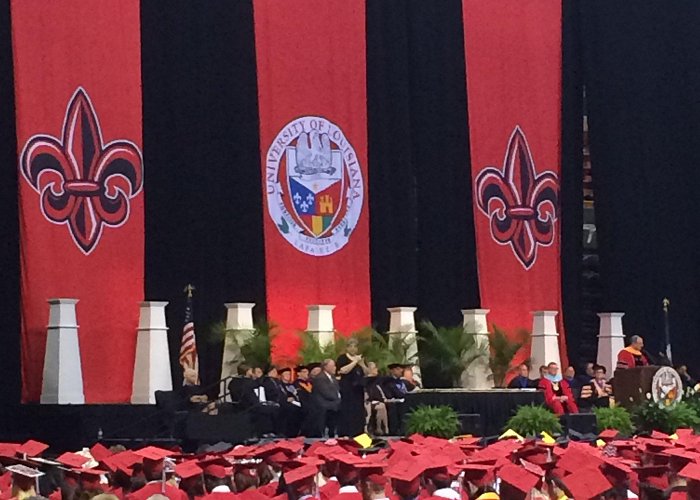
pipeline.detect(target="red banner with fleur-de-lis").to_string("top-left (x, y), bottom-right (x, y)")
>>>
top-left (12, 0), bottom-right (143, 402)
top-left (462, 0), bottom-right (568, 365)
top-left (253, 0), bottom-right (371, 359)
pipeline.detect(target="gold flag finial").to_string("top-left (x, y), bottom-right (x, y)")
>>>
top-left (184, 284), bottom-right (195, 298)
top-left (663, 297), bottom-right (670, 312)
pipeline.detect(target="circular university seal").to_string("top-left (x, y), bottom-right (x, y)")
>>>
top-left (265, 116), bottom-right (364, 256)
top-left (651, 366), bottom-right (683, 407)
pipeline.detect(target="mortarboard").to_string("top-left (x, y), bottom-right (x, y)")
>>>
top-left (457, 463), bottom-right (495, 487)
top-left (134, 445), bottom-right (172, 461)
top-left (498, 463), bottom-right (540, 496)
top-left (635, 464), bottom-right (669, 491)
top-left (56, 452), bottom-right (90, 469)
top-left (560, 467), bottom-right (613, 500)
top-left (89, 443), bottom-right (112, 464)
top-left (7, 463), bottom-right (45, 494)
top-left (102, 450), bottom-right (141, 474)
top-left (16, 440), bottom-right (48, 458)
top-left (678, 461), bottom-right (700, 482)
top-left (387, 363), bottom-right (406, 369)
top-left (284, 464), bottom-right (318, 486)
top-left (175, 460), bottom-right (203, 480)
top-left (204, 464), bottom-right (229, 479)
top-left (598, 429), bottom-right (619, 440)
top-left (278, 367), bottom-right (291, 374)
top-left (72, 468), bottom-right (107, 489)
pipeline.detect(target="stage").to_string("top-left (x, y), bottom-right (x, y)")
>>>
top-left (0, 389), bottom-right (545, 452)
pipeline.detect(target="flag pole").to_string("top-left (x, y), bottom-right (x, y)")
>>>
top-left (663, 297), bottom-right (672, 365)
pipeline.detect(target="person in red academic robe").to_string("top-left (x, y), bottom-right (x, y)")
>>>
top-left (616, 335), bottom-right (649, 369)
top-left (538, 362), bottom-right (578, 415)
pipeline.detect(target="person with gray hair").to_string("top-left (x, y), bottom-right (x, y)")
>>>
top-left (311, 358), bottom-right (341, 437)
top-left (616, 335), bottom-right (649, 369)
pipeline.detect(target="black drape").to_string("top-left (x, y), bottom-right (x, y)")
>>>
top-left (560, 0), bottom-right (586, 366)
top-left (141, 0), bottom-right (265, 387)
top-left (0, 0), bottom-right (21, 406)
top-left (583, 2), bottom-right (700, 367)
top-left (367, 0), bottom-right (480, 330)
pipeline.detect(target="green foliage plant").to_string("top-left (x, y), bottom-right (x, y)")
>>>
top-left (505, 404), bottom-right (562, 437)
top-left (405, 405), bottom-right (461, 439)
top-left (489, 325), bottom-right (529, 388)
top-left (417, 321), bottom-right (488, 388)
top-left (594, 405), bottom-right (634, 435)
top-left (632, 400), bottom-right (700, 434)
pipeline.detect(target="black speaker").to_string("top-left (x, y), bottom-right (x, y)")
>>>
top-left (457, 413), bottom-right (483, 436)
top-left (561, 413), bottom-right (597, 439)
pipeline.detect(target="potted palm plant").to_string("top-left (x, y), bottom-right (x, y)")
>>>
top-left (489, 325), bottom-right (529, 388)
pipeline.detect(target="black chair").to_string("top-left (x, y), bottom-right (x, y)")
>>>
top-left (154, 390), bottom-right (189, 439)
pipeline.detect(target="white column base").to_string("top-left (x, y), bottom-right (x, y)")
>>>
top-left (530, 311), bottom-right (561, 371)
top-left (41, 298), bottom-right (85, 405)
top-left (597, 312), bottom-right (625, 374)
top-left (307, 305), bottom-right (335, 349)
top-left (387, 307), bottom-right (421, 383)
top-left (460, 309), bottom-right (492, 389)
top-left (131, 302), bottom-right (172, 404)
top-left (220, 303), bottom-right (255, 383)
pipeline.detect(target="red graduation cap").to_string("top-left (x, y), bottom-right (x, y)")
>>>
top-left (56, 452), bottom-right (90, 469)
top-left (134, 445), bottom-right (172, 461)
top-left (560, 467), bottom-right (613, 500)
top-left (284, 464), bottom-right (318, 486)
top-left (89, 443), bottom-right (112, 464)
top-left (175, 460), bottom-right (203, 480)
top-left (598, 429), bottom-right (619, 440)
top-left (457, 463), bottom-right (495, 487)
top-left (679, 461), bottom-right (700, 482)
top-left (497, 463), bottom-right (540, 496)
top-left (204, 464), bottom-right (229, 479)
top-left (72, 468), bottom-right (107, 490)
top-left (16, 440), bottom-right (48, 458)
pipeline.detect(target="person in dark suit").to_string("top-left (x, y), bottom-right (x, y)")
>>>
top-left (507, 364), bottom-right (538, 389)
top-left (312, 358), bottom-right (341, 438)
top-left (228, 363), bottom-right (278, 436)
top-left (382, 363), bottom-right (413, 435)
top-left (336, 338), bottom-right (369, 436)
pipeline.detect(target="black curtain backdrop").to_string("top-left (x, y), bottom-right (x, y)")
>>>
top-left (367, 0), bottom-right (480, 330)
top-left (0, 0), bottom-right (21, 407)
top-left (560, 0), bottom-right (586, 367)
top-left (583, 2), bottom-right (700, 367)
top-left (141, 0), bottom-right (265, 388)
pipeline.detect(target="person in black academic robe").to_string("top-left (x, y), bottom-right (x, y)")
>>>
top-left (336, 338), bottom-right (368, 436)
top-left (382, 363), bottom-right (413, 435)
top-left (507, 364), bottom-right (538, 389)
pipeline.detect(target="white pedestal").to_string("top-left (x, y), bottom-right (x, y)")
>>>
top-left (530, 311), bottom-right (561, 371)
top-left (41, 298), bottom-right (85, 404)
top-left (461, 309), bottom-right (492, 389)
top-left (131, 302), bottom-right (172, 404)
top-left (306, 305), bottom-right (335, 349)
top-left (220, 303), bottom-right (255, 384)
top-left (387, 307), bottom-right (420, 382)
top-left (597, 312), bottom-right (625, 374)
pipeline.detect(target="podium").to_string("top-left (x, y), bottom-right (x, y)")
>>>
top-left (613, 366), bottom-right (660, 409)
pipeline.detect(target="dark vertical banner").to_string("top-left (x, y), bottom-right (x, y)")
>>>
top-left (254, 0), bottom-right (370, 359)
top-left (12, 0), bottom-right (143, 402)
top-left (583, 2), bottom-right (700, 365)
top-left (141, 0), bottom-right (264, 386)
top-left (462, 1), bottom-right (568, 360)
top-left (0, 0), bottom-right (21, 405)
top-left (367, 0), bottom-right (479, 328)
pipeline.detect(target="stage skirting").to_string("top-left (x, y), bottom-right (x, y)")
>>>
top-left (404, 389), bottom-right (545, 436)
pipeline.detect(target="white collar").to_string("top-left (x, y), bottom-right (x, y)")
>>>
top-left (338, 485), bottom-right (359, 493)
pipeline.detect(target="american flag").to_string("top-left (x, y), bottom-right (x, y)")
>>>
top-left (179, 285), bottom-right (199, 383)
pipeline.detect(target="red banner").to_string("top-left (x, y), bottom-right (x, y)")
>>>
top-left (12, 0), bottom-right (143, 402)
top-left (253, 0), bottom-right (370, 360)
top-left (462, 1), bottom-right (567, 363)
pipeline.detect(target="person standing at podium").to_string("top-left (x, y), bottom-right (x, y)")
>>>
top-left (616, 335), bottom-right (649, 369)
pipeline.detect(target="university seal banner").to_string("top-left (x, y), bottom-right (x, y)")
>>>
top-left (462, 0), bottom-right (567, 362)
top-left (12, 0), bottom-right (143, 402)
top-left (254, 0), bottom-right (370, 359)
